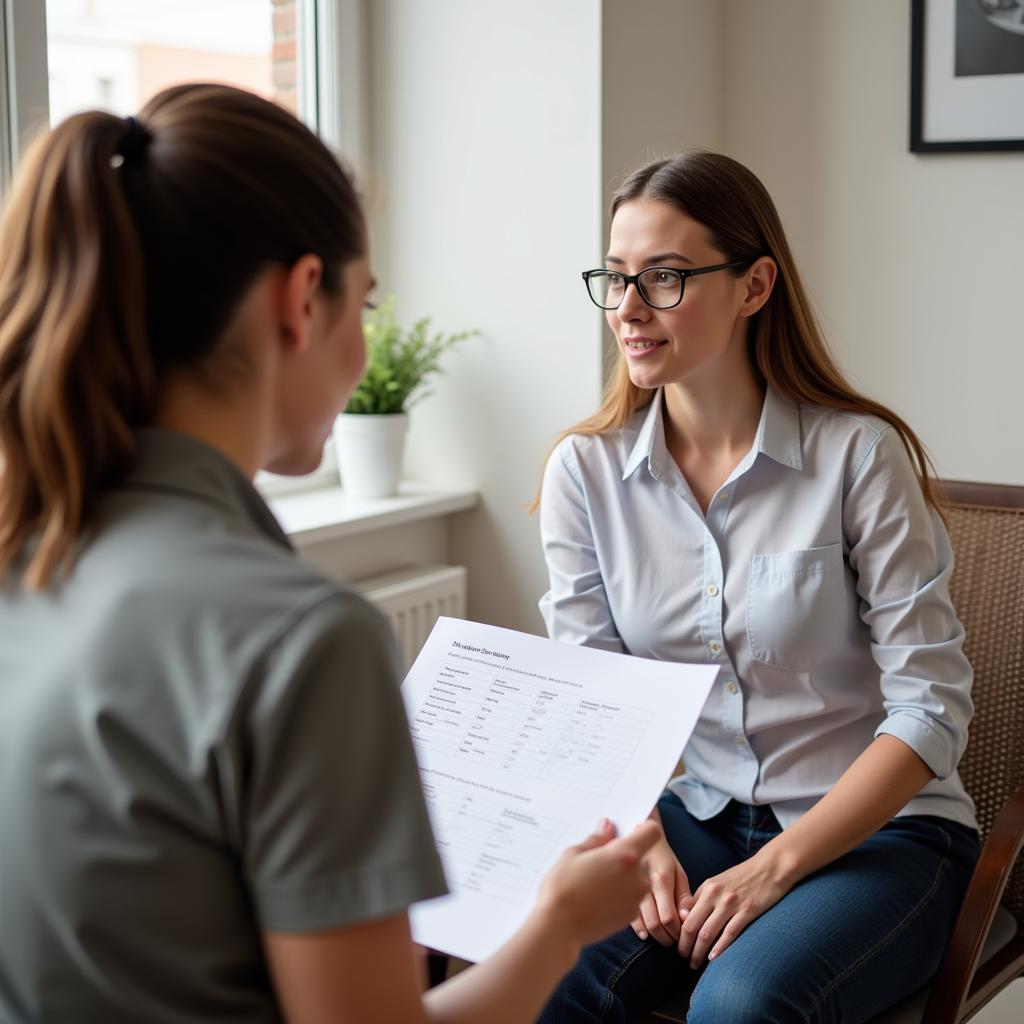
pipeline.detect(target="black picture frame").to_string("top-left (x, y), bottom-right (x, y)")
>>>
top-left (910, 0), bottom-right (1024, 152)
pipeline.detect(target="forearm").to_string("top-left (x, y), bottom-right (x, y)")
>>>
top-left (757, 734), bottom-right (934, 886)
top-left (423, 903), bottom-right (578, 1024)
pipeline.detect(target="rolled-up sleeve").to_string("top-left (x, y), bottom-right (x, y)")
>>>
top-left (538, 439), bottom-right (625, 652)
top-left (843, 428), bottom-right (973, 780)
top-left (240, 592), bottom-right (448, 931)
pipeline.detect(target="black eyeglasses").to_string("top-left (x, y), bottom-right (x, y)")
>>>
top-left (581, 260), bottom-right (751, 310)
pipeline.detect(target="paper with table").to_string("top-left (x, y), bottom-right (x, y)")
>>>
top-left (401, 616), bottom-right (718, 963)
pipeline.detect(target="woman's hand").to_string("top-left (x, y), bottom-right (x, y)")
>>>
top-left (675, 738), bottom-right (938, 970)
top-left (535, 818), bottom-right (661, 952)
top-left (630, 819), bottom-right (693, 946)
top-left (676, 848), bottom-right (794, 968)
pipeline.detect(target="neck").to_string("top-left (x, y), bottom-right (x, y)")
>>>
top-left (153, 372), bottom-right (271, 480)
top-left (662, 361), bottom-right (765, 460)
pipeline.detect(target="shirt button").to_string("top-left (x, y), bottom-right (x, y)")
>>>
top-left (706, 584), bottom-right (719, 597)
top-left (726, 682), bottom-right (738, 695)
top-left (719, 491), bottom-right (730, 502)
top-left (734, 737), bottom-right (745, 749)
top-left (709, 641), bottom-right (722, 655)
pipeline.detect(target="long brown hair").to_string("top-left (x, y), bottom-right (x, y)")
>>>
top-left (533, 151), bottom-right (940, 512)
top-left (0, 84), bottom-right (365, 589)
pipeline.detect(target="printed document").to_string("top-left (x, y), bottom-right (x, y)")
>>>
top-left (402, 617), bottom-right (718, 962)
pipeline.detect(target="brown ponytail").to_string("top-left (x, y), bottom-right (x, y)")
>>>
top-left (0, 84), bottom-right (365, 589)
top-left (0, 111), bottom-right (153, 589)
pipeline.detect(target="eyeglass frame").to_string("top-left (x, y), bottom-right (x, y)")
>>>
top-left (581, 259), bottom-right (754, 310)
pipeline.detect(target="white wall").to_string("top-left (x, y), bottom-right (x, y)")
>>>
top-left (601, 1), bottom-right (724, 227)
top-left (368, 0), bottom-right (605, 633)
top-left (600, 0), bottom-right (725, 365)
top-left (722, 0), bottom-right (1024, 486)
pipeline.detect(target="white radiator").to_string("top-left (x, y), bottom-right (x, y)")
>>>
top-left (353, 564), bottom-right (467, 671)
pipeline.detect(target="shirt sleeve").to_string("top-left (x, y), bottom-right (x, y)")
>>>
top-left (239, 590), bottom-right (447, 932)
top-left (538, 439), bottom-right (626, 652)
top-left (843, 427), bottom-right (973, 780)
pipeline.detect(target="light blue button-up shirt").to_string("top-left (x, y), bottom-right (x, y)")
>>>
top-left (539, 388), bottom-right (977, 831)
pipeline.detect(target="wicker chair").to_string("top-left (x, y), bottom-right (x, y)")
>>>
top-left (650, 479), bottom-right (1024, 1024)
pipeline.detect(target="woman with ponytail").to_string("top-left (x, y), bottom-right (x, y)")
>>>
top-left (0, 85), bottom-right (659, 1023)
top-left (535, 152), bottom-right (980, 1023)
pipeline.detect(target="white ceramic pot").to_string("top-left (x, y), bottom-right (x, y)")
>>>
top-left (333, 412), bottom-right (409, 500)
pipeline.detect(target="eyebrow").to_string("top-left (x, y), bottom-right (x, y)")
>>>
top-left (605, 251), bottom-right (695, 266)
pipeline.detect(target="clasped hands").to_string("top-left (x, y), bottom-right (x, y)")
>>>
top-left (630, 817), bottom-right (794, 969)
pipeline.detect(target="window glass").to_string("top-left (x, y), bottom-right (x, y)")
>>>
top-left (46, 0), bottom-right (305, 125)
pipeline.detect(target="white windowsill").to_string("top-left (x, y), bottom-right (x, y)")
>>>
top-left (269, 482), bottom-right (478, 547)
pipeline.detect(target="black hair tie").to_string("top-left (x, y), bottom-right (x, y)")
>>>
top-left (116, 115), bottom-right (152, 167)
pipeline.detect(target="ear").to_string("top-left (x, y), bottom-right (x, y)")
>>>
top-left (278, 254), bottom-right (325, 354)
top-left (738, 256), bottom-right (777, 318)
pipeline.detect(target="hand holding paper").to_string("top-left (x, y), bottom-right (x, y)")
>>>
top-left (534, 816), bottom-right (660, 953)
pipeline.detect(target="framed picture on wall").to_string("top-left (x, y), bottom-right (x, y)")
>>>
top-left (910, 0), bottom-right (1024, 151)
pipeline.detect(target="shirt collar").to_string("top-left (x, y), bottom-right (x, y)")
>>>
top-left (118, 428), bottom-right (293, 550)
top-left (621, 386), bottom-right (802, 481)
top-left (622, 394), bottom-right (663, 480)
top-left (757, 386), bottom-right (803, 470)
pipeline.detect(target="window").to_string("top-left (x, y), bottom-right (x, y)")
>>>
top-left (2, 0), bottom-right (365, 173)
top-left (46, 0), bottom-right (310, 126)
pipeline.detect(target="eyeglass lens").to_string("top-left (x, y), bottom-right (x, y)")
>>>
top-left (588, 268), bottom-right (684, 309)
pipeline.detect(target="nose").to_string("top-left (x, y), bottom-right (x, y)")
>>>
top-left (616, 280), bottom-right (650, 322)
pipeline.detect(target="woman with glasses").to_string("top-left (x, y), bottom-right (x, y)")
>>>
top-left (0, 84), bottom-right (662, 1024)
top-left (535, 151), bottom-right (980, 1023)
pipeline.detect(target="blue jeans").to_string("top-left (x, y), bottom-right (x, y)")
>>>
top-left (538, 793), bottom-right (980, 1024)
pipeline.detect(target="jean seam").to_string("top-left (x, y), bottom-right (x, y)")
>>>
top-left (599, 940), bottom-right (659, 1023)
top-left (802, 826), bottom-right (953, 1023)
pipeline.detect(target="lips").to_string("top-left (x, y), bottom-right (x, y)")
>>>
top-left (623, 337), bottom-right (668, 359)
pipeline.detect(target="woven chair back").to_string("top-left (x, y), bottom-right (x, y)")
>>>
top-left (942, 483), bottom-right (1024, 919)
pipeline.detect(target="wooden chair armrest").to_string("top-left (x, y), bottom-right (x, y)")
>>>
top-left (922, 785), bottom-right (1024, 1024)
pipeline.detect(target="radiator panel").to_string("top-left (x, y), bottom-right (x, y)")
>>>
top-left (352, 564), bottom-right (467, 670)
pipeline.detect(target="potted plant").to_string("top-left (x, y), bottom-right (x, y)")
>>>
top-left (334, 296), bottom-right (477, 499)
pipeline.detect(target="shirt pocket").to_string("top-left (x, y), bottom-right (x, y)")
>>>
top-left (746, 543), bottom-right (847, 671)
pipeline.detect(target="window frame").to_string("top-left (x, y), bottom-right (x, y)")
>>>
top-left (256, 0), bottom-right (369, 498)
top-left (2, 0), bottom-right (50, 185)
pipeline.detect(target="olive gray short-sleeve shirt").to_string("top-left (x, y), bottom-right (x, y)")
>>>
top-left (0, 429), bottom-right (446, 1023)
